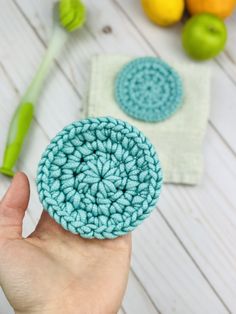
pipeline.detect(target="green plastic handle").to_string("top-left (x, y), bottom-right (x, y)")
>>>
top-left (0, 102), bottom-right (34, 177)
top-left (0, 1), bottom-right (87, 178)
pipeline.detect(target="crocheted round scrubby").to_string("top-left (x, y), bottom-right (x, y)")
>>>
top-left (37, 117), bottom-right (162, 239)
top-left (115, 57), bottom-right (184, 122)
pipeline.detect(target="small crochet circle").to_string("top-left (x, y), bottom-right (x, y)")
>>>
top-left (37, 117), bottom-right (162, 239)
top-left (115, 57), bottom-right (184, 122)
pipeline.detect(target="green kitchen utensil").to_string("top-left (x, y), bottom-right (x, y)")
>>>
top-left (0, 0), bottom-right (86, 177)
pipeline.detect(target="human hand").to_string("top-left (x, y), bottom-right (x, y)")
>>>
top-left (0, 173), bottom-right (131, 314)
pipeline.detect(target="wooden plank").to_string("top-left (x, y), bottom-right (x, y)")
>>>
top-left (0, 289), bottom-right (14, 314)
top-left (131, 210), bottom-right (228, 314)
top-left (123, 270), bottom-right (160, 314)
top-left (225, 13), bottom-right (236, 60)
top-left (157, 126), bottom-right (236, 312)
top-left (0, 1), bottom-right (235, 313)
top-left (217, 13), bottom-right (236, 81)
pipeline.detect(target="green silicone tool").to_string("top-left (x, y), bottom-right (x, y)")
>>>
top-left (0, 0), bottom-right (86, 177)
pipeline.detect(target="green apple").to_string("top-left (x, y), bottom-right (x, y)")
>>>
top-left (182, 13), bottom-right (227, 60)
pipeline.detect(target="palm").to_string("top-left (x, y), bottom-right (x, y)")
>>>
top-left (0, 173), bottom-right (131, 314)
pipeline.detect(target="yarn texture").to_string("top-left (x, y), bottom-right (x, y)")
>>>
top-left (115, 57), bottom-right (184, 122)
top-left (88, 55), bottom-right (211, 184)
top-left (37, 117), bottom-right (162, 239)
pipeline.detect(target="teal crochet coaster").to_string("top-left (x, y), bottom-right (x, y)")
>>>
top-left (37, 117), bottom-right (162, 239)
top-left (115, 57), bottom-right (184, 122)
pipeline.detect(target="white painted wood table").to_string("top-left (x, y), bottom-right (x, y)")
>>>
top-left (0, 1), bottom-right (236, 313)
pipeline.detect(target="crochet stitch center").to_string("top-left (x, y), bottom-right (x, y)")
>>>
top-left (37, 117), bottom-right (162, 239)
top-left (115, 57), bottom-right (184, 122)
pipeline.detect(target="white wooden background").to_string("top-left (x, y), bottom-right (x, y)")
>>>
top-left (0, 1), bottom-right (236, 313)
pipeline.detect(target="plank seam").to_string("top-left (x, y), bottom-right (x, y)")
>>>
top-left (130, 268), bottom-right (162, 314)
top-left (156, 207), bottom-right (231, 314)
top-left (209, 122), bottom-right (236, 157)
top-left (120, 306), bottom-right (127, 314)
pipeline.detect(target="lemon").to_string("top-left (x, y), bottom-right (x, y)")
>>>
top-left (141, 0), bottom-right (185, 26)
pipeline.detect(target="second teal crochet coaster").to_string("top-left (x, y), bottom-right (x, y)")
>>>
top-left (37, 117), bottom-right (162, 239)
top-left (115, 57), bottom-right (184, 122)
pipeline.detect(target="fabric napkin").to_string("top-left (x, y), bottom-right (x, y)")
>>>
top-left (85, 55), bottom-right (211, 185)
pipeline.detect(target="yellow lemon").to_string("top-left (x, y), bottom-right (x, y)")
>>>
top-left (141, 0), bottom-right (185, 26)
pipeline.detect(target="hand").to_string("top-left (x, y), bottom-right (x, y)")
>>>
top-left (0, 173), bottom-right (131, 314)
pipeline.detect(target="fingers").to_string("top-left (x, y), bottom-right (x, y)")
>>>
top-left (0, 172), bottom-right (30, 240)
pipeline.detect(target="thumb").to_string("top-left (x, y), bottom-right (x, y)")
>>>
top-left (0, 172), bottom-right (30, 240)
